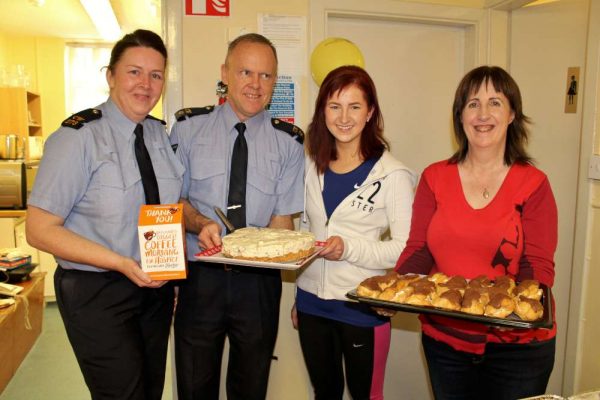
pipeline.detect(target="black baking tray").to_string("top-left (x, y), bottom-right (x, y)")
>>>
top-left (346, 284), bottom-right (553, 329)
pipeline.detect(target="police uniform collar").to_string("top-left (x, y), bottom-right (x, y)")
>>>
top-left (105, 97), bottom-right (141, 139)
top-left (221, 101), bottom-right (267, 140)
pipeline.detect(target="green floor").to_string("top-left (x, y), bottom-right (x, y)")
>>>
top-left (0, 302), bottom-right (174, 400)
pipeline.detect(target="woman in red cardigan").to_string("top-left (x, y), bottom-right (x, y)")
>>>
top-left (394, 66), bottom-right (557, 400)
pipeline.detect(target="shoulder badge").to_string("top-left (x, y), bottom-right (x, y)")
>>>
top-left (175, 106), bottom-right (215, 122)
top-left (61, 108), bottom-right (102, 129)
top-left (146, 115), bottom-right (166, 125)
top-left (271, 119), bottom-right (304, 144)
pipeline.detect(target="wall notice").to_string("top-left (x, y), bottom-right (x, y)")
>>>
top-left (564, 67), bottom-right (580, 114)
top-left (258, 14), bottom-right (307, 77)
top-left (268, 75), bottom-right (297, 124)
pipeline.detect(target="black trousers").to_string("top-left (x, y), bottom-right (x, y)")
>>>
top-left (174, 261), bottom-right (282, 400)
top-left (54, 266), bottom-right (174, 400)
top-left (297, 311), bottom-right (390, 400)
top-left (422, 334), bottom-right (555, 400)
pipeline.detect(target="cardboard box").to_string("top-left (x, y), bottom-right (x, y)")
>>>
top-left (138, 203), bottom-right (187, 280)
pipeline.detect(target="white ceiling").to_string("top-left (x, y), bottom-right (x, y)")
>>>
top-left (0, 0), bottom-right (161, 41)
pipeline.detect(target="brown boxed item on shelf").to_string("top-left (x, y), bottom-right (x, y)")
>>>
top-left (0, 273), bottom-right (45, 394)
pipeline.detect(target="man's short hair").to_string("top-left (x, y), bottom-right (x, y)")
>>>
top-left (225, 33), bottom-right (278, 65)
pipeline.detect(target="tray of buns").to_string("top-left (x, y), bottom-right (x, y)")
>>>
top-left (194, 244), bottom-right (325, 270)
top-left (346, 272), bottom-right (553, 329)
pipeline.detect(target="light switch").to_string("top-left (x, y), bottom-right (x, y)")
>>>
top-left (588, 154), bottom-right (600, 180)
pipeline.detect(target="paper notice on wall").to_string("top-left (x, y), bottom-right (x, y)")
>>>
top-left (259, 14), bottom-right (307, 77)
top-left (268, 75), bottom-right (298, 124)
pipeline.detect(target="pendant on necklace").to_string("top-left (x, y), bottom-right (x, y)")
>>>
top-left (483, 188), bottom-right (490, 199)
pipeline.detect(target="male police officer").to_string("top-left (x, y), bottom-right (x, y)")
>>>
top-left (170, 33), bottom-right (304, 400)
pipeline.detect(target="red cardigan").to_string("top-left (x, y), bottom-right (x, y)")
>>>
top-left (395, 160), bottom-right (557, 354)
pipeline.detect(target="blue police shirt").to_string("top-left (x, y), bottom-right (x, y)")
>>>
top-left (28, 98), bottom-right (185, 272)
top-left (170, 102), bottom-right (305, 259)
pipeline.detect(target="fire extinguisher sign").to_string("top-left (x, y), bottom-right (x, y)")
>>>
top-left (185, 0), bottom-right (230, 16)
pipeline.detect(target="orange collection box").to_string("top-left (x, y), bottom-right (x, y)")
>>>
top-left (138, 203), bottom-right (187, 280)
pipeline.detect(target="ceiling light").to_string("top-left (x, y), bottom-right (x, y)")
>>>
top-left (523, 0), bottom-right (560, 6)
top-left (80, 0), bottom-right (122, 41)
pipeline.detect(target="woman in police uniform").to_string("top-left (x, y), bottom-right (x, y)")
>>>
top-left (26, 30), bottom-right (183, 400)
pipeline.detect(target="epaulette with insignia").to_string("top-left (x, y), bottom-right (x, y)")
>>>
top-left (271, 118), bottom-right (304, 144)
top-left (146, 115), bottom-right (166, 125)
top-left (175, 106), bottom-right (215, 122)
top-left (61, 108), bottom-right (102, 129)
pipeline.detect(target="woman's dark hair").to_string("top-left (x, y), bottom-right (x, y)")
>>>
top-left (449, 65), bottom-right (532, 165)
top-left (307, 65), bottom-right (388, 174)
top-left (108, 29), bottom-right (167, 71)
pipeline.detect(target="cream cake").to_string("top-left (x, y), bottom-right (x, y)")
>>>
top-left (221, 227), bottom-right (315, 262)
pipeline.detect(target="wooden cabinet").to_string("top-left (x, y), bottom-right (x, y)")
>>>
top-left (0, 87), bottom-right (42, 159)
top-left (0, 273), bottom-right (45, 394)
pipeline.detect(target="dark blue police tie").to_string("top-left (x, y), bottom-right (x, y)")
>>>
top-left (226, 122), bottom-right (247, 231)
top-left (134, 123), bottom-right (160, 204)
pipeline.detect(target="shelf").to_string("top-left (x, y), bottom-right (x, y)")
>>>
top-left (0, 211), bottom-right (27, 218)
top-left (0, 87), bottom-right (43, 160)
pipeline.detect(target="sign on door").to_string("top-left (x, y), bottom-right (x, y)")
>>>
top-left (185, 0), bottom-right (229, 16)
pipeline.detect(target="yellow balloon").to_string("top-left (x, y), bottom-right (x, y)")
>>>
top-left (310, 38), bottom-right (365, 86)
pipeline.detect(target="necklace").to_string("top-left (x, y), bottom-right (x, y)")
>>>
top-left (460, 158), bottom-right (509, 202)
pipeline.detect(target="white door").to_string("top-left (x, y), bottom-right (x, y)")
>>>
top-left (324, 13), bottom-right (472, 400)
top-left (509, 1), bottom-right (590, 395)
top-left (328, 17), bottom-right (465, 174)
